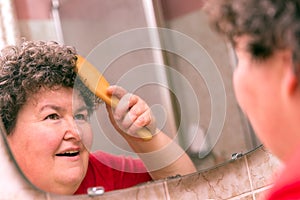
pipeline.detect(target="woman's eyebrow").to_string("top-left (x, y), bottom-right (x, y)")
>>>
top-left (38, 104), bottom-right (89, 115)
top-left (39, 105), bottom-right (65, 113)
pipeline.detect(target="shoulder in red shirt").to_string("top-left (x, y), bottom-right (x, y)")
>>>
top-left (266, 148), bottom-right (300, 199)
top-left (74, 151), bottom-right (152, 195)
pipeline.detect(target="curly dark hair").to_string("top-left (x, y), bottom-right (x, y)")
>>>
top-left (204, 0), bottom-right (300, 64)
top-left (0, 40), bottom-right (100, 135)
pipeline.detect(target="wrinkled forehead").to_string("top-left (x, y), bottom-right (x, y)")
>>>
top-left (26, 86), bottom-right (84, 106)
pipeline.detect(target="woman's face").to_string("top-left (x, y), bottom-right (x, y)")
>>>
top-left (233, 36), bottom-right (297, 161)
top-left (7, 87), bottom-right (93, 195)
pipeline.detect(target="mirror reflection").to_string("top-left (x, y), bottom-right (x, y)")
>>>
top-left (1, 40), bottom-right (196, 195)
top-left (54, 0), bottom-right (260, 170)
top-left (1, 0), bottom-right (261, 196)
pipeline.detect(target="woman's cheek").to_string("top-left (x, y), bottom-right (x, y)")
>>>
top-left (233, 70), bottom-right (251, 117)
top-left (233, 70), bottom-right (244, 107)
top-left (79, 123), bottom-right (93, 151)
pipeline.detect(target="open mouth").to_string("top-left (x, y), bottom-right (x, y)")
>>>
top-left (56, 151), bottom-right (80, 157)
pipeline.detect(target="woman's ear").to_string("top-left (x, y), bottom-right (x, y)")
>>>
top-left (278, 48), bottom-right (299, 97)
top-left (282, 63), bottom-right (299, 96)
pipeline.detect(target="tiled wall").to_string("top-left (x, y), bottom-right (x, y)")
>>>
top-left (68, 146), bottom-right (280, 200)
top-left (166, 146), bottom-right (281, 199)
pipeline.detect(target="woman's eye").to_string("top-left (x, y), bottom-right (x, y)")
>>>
top-left (45, 113), bottom-right (60, 120)
top-left (74, 113), bottom-right (89, 121)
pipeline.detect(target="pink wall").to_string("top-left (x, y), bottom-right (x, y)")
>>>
top-left (14, 0), bottom-right (52, 19)
top-left (13, 0), bottom-right (204, 20)
top-left (161, 0), bottom-right (204, 20)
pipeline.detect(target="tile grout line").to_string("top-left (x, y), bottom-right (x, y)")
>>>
top-left (252, 184), bottom-right (273, 195)
top-left (244, 155), bottom-right (255, 200)
top-left (227, 191), bottom-right (254, 200)
top-left (163, 180), bottom-right (171, 200)
top-left (227, 185), bottom-right (273, 200)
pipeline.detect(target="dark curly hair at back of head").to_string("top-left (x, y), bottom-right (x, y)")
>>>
top-left (0, 40), bottom-right (100, 135)
top-left (204, 0), bottom-right (300, 65)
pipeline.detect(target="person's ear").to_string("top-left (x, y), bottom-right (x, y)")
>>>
top-left (278, 49), bottom-right (298, 96)
top-left (282, 62), bottom-right (299, 96)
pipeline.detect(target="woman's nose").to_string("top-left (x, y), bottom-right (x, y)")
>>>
top-left (63, 119), bottom-right (82, 141)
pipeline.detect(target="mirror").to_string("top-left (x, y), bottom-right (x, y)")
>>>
top-left (54, 0), bottom-right (260, 171)
top-left (7, 0), bottom-right (261, 195)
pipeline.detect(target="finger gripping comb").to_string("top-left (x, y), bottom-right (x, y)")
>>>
top-left (75, 55), bottom-right (152, 141)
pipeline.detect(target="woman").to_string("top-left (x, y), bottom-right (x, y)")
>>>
top-left (205, 0), bottom-right (300, 199)
top-left (0, 40), bottom-right (196, 195)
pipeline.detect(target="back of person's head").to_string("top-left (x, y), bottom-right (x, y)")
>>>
top-left (205, 0), bottom-right (300, 65)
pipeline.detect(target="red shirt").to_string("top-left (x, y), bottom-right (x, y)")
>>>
top-left (74, 151), bottom-right (152, 195)
top-left (266, 148), bottom-right (300, 199)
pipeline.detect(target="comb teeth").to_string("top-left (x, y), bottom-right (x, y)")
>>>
top-left (75, 55), bottom-right (113, 106)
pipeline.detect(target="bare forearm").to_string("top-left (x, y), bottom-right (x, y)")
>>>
top-left (124, 130), bottom-right (197, 180)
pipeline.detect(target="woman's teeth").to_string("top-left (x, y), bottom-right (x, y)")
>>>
top-left (56, 151), bottom-right (80, 157)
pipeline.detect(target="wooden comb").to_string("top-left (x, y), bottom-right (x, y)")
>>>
top-left (75, 55), bottom-right (152, 141)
